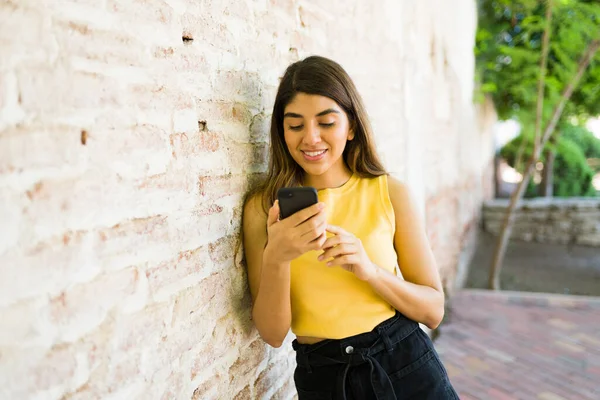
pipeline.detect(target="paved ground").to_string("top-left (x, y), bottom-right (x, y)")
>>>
top-left (466, 231), bottom-right (600, 296)
top-left (435, 290), bottom-right (600, 400)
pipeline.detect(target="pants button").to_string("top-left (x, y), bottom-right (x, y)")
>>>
top-left (345, 346), bottom-right (354, 354)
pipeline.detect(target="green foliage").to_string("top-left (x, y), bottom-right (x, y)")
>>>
top-left (560, 123), bottom-right (600, 161)
top-left (476, 0), bottom-right (600, 123)
top-left (500, 124), bottom-right (598, 197)
top-left (553, 137), bottom-right (597, 196)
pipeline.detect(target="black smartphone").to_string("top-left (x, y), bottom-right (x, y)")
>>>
top-left (277, 187), bottom-right (319, 219)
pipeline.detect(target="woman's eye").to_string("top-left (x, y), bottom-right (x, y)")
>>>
top-left (289, 125), bottom-right (303, 131)
top-left (320, 122), bottom-right (335, 127)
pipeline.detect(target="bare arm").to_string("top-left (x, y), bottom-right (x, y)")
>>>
top-left (321, 178), bottom-right (444, 329)
top-left (243, 196), bottom-right (327, 347)
top-left (242, 196), bottom-right (291, 347)
top-left (368, 177), bottom-right (444, 329)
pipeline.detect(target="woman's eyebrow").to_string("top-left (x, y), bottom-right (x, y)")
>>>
top-left (283, 108), bottom-right (340, 118)
top-left (283, 112), bottom-right (303, 118)
top-left (315, 108), bottom-right (340, 117)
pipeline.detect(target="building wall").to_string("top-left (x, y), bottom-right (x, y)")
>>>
top-left (0, 0), bottom-right (493, 399)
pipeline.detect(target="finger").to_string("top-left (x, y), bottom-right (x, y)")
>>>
top-left (267, 200), bottom-right (280, 227)
top-left (298, 210), bottom-right (327, 237)
top-left (318, 244), bottom-right (356, 261)
top-left (309, 231), bottom-right (327, 251)
top-left (326, 254), bottom-right (355, 267)
top-left (325, 224), bottom-right (349, 236)
top-left (289, 202), bottom-right (325, 226)
top-left (300, 216), bottom-right (327, 241)
top-left (322, 234), bottom-right (354, 249)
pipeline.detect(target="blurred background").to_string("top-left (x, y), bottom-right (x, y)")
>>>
top-left (0, 0), bottom-right (598, 399)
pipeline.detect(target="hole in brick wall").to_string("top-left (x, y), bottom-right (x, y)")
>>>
top-left (198, 120), bottom-right (207, 131)
top-left (182, 32), bottom-right (194, 44)
top-left (80, 130), bottom-right (88, 145)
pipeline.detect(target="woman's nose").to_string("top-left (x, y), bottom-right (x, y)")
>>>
top-left (302, 124), bottom-right (321, 145)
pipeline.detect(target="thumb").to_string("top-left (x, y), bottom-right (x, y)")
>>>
top-left (267, 200), bottom-right (280, 227)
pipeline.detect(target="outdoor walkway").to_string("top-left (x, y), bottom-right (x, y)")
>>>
top-left (435, 290), bottom-right (600, 400)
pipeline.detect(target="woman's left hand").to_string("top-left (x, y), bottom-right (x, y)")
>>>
top-left (318, 224), bottom-right (378, 281)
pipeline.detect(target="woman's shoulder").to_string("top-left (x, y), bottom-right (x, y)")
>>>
top-left (383, 176), bottom-right (419, 219)
top-left (385, 175), bottom-right (409, 195)
top-left (243, 190), bottom-right (268, 220)
top-left (360, 174), bottom-right (409, 197)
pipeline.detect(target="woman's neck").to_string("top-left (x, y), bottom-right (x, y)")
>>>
top-left (303, 166), bottom-right (353, 190)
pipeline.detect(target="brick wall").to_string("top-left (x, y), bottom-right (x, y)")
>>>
top-left (0, 0), bottom-right (493, 399)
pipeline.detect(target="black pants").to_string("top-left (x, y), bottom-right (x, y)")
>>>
top-left (292, 312), bottom-right (459, 400)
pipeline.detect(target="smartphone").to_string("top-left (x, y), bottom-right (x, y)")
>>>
top-left (277, 187), bottom-right (319, 219)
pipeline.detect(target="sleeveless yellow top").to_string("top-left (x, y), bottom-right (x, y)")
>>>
top-left (290, 174), bottom-right (398, 339)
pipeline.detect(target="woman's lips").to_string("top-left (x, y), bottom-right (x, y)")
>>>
top-left (301, 149), bottom-right (327, 161)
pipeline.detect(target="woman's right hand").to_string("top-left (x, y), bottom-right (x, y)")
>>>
top-left (264, 200), bottom-right (328, 264)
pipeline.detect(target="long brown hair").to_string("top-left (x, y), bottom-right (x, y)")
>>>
top-left (252, 55), bottom-right (387, 214)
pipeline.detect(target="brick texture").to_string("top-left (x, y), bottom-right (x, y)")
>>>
top-left (436, 290), bottom-right (600, 400)
top-left (0, 0), bottom-right (492, 399)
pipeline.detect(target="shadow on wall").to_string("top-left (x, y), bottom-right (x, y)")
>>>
top-left (214, 69), bottom-right (269, 331)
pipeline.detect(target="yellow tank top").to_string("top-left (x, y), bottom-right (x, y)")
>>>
top-left (290, 174), bottom-right (398, 339)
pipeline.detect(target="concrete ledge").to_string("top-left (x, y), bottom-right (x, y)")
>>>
top-left (456, 288), bottom-right (600, 305)
top-left (483, 198), bottom-right (600, 247)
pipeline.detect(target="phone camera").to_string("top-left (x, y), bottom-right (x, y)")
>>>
top-left (287, 192), bottom-right (293, 197)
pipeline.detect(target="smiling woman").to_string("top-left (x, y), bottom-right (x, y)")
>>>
top-left (283, 94), bottom-right (354, 186)
top-left (242, 56), bottom-right (458, 399)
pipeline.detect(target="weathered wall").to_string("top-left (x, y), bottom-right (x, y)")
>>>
top-left (483, 198), bottom-right (600, 247)
top-left (0, 0), bottom-right (492, 399)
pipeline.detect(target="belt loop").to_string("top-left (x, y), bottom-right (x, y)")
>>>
top-left (376, 325), bottom-right (394, 353)
top-left (294, 340), bottom-right (313, 373)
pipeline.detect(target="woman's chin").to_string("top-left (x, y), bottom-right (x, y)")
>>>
top-left (301, 164), bottom-right (330, 177)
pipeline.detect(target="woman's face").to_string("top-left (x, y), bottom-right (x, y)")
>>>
top-left (283, 93), bottom-right (354, 179)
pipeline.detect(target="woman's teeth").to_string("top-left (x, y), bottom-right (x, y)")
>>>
top-left (303, 150), bottom-right (326, 156)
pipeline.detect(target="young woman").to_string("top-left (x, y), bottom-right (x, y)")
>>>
top-left (243, 56), bottom-right (458, 399)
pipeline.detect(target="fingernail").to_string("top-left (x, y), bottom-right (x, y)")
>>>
top-left (318, 255), bottom-right (323, 261)
top-left (318, 202), bottom-right (325, 209)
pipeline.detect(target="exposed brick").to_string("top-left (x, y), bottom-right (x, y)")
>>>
top-left (49, 267), bottom-right (140, 342)
top-left (234, 385), bottom-right (252, 400)
top-left (229, 338), bottom-right (268, 378)
top-left (190, 315), bottom-right (239, 380)
top-left (20, 169), bottom-right (197, 242)
top-left (271, 377), bottom-right (296, 400)
top-left (53, 20), bottom-right (148, 67)
top-left (18, 67), bottom-right (127, 116)
top-left (1, 1), bottom-right (493, 399)
top-left (112, 302), bottom-right (171, 353)
top-left (106, 0), bottom-right (174, 26)
top-left (170, 130), bottom-right (221, 156)
top-left (0, 230), bottom-right (99, 308)
top-left (146, 246), bottom-right (210, 302)
top-left (198, 174), bottom-right (251, 200)
top-left (255, 363), bottom-right (287, 399)
top-left (171, 273), bottom-right (226, 327)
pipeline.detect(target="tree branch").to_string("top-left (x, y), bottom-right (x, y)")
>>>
top-left (534, 0), bottom-right (553, 153)
top-left (488, 36), bottom-right (600, 290)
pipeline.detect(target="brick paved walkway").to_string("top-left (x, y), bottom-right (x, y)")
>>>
top-left (435, 290), bottom-right (600, 400)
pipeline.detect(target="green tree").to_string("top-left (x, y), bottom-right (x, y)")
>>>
top-left (475, 0), bottom-right (600, 290)
top-left (500, 124), bottom-right (599, 197)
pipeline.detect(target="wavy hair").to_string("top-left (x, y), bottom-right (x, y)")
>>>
top-left (251, 55), bottom-right (387, 214)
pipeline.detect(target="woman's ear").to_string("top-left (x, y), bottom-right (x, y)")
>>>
top-left (348, 127), bottom-right (355, 141)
